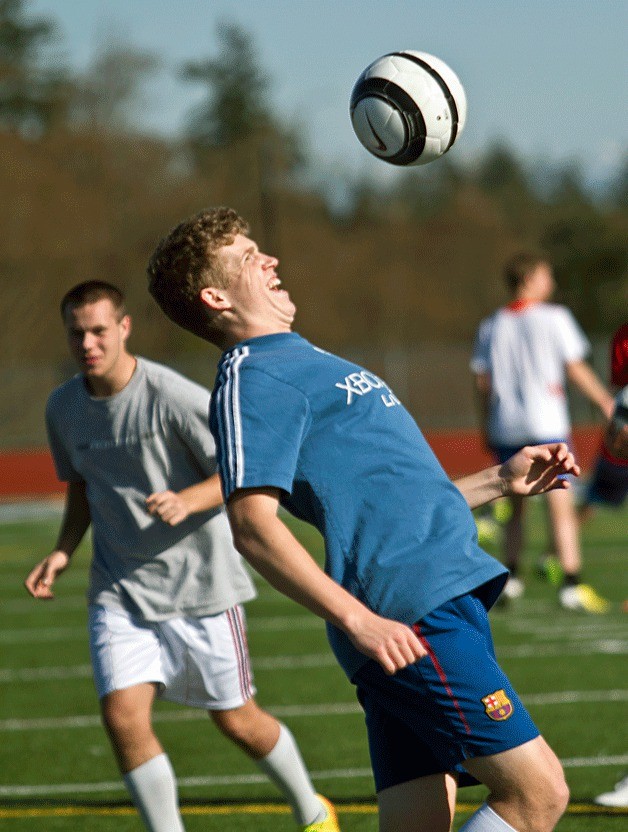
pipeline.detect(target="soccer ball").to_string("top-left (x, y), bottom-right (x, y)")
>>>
top-left (350, 50), bottom-right (467, 166)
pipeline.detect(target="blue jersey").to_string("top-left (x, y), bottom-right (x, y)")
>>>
top-left (211, 332), bottom-right (507, 679)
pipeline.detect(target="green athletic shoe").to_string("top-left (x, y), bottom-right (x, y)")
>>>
top-left (492, 499), bottom-right (512, 525)
top-left (303, 795), bottom-right (340, 832)
top-left (537, 554), bottom-right (563, 586)
top-left (475, 516), bottom-right (499, 547)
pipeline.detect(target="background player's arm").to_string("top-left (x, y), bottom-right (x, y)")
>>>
top-left (473, 371), bottom-right (492, 448)
top-left (24, 480), bottom-right (91, 599)
top-left (606, 420), bottom-right (628, 459)
top-left (566, 359), bottom-right (615, 420)
top-left (454, 443), bottom-right (580, 510)
top-left (146, 472), bottom-right (224, 526)
top-left (605, 388), bottom-right (628, 459)
top-left (227, 487), bottom-right (427, 675)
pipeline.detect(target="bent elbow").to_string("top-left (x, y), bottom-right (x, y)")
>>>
top-left (230, 524), bottom-right (254, 556)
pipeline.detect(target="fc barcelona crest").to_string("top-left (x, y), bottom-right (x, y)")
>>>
top-left (482, 689), bottom-right (514, 721)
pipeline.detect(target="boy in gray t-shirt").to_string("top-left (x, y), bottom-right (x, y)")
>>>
top-left (25, 281), bottom-right (340, 832)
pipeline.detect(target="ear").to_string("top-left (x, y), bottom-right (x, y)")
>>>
top-left (120, 314), bottom-right (132, 341)
top-left (200, 286), bottom-right (231, 312)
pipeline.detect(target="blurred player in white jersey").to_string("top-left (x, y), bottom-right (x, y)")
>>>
top-left (24, 281), bottom-right (340, 832)
top-left (471, 253), bottom-right (615, 612)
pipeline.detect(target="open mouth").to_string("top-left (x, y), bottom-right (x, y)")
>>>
top-left (268, 277), bottom-right (282, 292)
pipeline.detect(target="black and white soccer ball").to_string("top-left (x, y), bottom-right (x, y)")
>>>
top-left (350, 50), bottom-right (467, 166)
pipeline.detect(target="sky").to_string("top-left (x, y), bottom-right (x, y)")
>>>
top-left (30, 0), bottom-right (628, 187)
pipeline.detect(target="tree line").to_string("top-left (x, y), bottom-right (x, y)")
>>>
top-left (1, 0), bottom-right (626, 369)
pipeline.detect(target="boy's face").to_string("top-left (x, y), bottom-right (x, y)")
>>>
top-left (64, 299), bottom-right (131, 383)
top-left (216, 234), bottom-right (296, 330)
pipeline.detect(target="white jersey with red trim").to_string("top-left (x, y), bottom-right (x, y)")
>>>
top-left (471, 302), bottom-right (590, 445)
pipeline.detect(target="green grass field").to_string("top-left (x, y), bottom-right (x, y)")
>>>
top-left (0, 497), bottom-right (626, 831)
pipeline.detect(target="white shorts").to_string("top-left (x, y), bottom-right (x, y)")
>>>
top-left (88, 604), bottom-right (256, 709)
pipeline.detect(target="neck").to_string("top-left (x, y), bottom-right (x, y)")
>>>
top-left (216, 322), bottom-right (292, 351)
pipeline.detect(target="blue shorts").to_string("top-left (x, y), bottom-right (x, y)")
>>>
top-left (352, 591), bottom-right (539, 792)
top-left (585, 454), bottom-right (628, 506)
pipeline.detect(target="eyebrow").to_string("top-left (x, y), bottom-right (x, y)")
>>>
top-left (69, 324), bottom-right (107, 335)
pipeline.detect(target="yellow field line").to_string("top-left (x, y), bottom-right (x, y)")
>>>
top-left (0, 802), bottom-right (625, 819)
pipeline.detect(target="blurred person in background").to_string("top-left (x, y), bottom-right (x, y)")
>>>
top-left (577, 322), bottom-right (628, 525)
top-left (592, 322), bottom-right (628, 809)
top-left (471, 253), bottom-right (615, 612)
top-left (24, 280), bottom-right (340, 832)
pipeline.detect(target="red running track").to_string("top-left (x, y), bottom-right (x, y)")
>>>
top-left (0, 427), bottom-right (604, 500)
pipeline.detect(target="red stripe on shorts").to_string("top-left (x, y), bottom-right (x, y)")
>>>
top-left (413, 623), bottom-right (472, 736)
top-left (226, 606), bottom-right (254, 700)
top-left (233, 605), bottom-right (254, 698)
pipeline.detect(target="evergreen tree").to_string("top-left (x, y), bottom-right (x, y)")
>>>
top-left (71, 40), bottom-right (159, 133)
top-left (609, 155), bottom-right (628, 211)
top-left (477, 142), bottom-right (529, 195)
top-left (0, 0), bottom-right (69, 135)
top-left (179, 21), bottom-right (304, 251)
top-left (182, 22), bottom-right (271, 151)
top-left (541, 215), bottom-right (627, 333)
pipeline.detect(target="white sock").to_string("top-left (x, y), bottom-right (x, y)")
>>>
top-left (459, 803), bottom-right (519, 831)
top-left (123, 753), bottom-right (185, 832)
top-left (255, 723), bottom-right (325, 825)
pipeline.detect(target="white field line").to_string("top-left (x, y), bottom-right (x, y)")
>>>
top-left (2, 590), bottom-right (624, 624)
top-left (2, 597), bottom-right (619, 625)
top-left (498, 639), bottom-right (627, 657)
top-left (1, 594), bottom-right (625, 644)
top-left (0, 663), bottom-right (93, 682)
top-left (1, 690), bottom-right (626, 733)
top-left (0, 626), bottom-right (88, 643)
top-left (0, 572), bottom-right (89, 587)
top-left (0, 616), bottom-right (324, 644)
top-left (2, 596), bottom-right (87, 614)
top-left (0, 653), bottom-right (339, 683)
top-left (0, 702), bottom-right (363, 732)
top-left (2, 755), bottom-right (628, 798)
top-left (0, 632), bottom-right (628, 664)
top-left (5, 592), bottom-right (626, 628)
top-left (0, 573), bottom-right (274, 614)
top-left (0, 501), bottom-right (64, 522)
top-left (1, 633), bottom-right (627, 687)
top-left (505, 620), bottom-right (628, 638)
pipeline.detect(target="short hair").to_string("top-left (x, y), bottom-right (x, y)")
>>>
top-left (60, 281), bottom-right (126, 320)
top-left (503, 252), bottom-right (549, 291)
top-left (147, 207), bottom-right (249, 337)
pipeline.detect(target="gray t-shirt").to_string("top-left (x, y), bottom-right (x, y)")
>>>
top-left (46, 357), bottom-right (256, 620)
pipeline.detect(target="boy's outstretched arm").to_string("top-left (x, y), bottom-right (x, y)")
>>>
top-left (454, 443), bottom-right (581, 510)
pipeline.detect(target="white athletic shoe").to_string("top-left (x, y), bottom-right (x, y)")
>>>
top-left (501, 576), bottom-right (525, 600)
top-left (594, 775), bottom-right (628, 807)
top-left (558, 584), bottom-right (610, 614)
